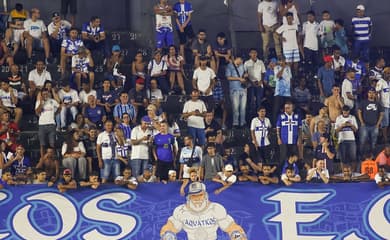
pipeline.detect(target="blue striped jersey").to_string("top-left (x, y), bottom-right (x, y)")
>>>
top-left (352, 16), bottom-right (372, 41)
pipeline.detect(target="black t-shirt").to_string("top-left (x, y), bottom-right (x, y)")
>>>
top-left (128, 88), bottom-right (147, 104)
top-left (204, 119), bottom-right (221, 136)
top-left (359, 99), bottom-right (383, 126)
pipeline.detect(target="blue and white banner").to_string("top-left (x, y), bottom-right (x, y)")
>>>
top-left (0, 182), bottom-right (389, 240)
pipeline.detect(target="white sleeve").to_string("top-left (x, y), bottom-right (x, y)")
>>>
top-left (182, 102), bottom-right (189, 113)
top-left (71, 56), bottom-right (77, 68)
top-left (374, 173), bottom-right (382, 184)
top-left (229, 175), bottom-right (237, 184)
top-left (79, 142), bottom-right (86, 154)
top-left (214, 203), bottom-right (234, 231)
top-left (250, 118), bottom-right (256, 131)
top-left (47, 23), bottom-right (54, 35)
top-left (41, 21), bottom-right (47, 32)
top-left (46, 71), bottom-right (52, 81)
top-left (266, 118), bottom-right (272, 128)
top-left (72, 90), bottom-right (80, 103)
top-left (276, 25), bottom-right (284, 35)
top-left (168, 206), bottom-right (184, 232)
top-left (210, 68), bottom-right (216, 79)
top-left (192, 69), bottom-right (198, 80)
top-left (257, 3), bottom-right (263, 13)
top-left (281, 174), bottom-right (288, 181)
top-left (96, 133), bottom-right (103, 145)
top-left (351, 116), bottom-right (358, 130)
top-left (61, 143), bottom-right (67, 156)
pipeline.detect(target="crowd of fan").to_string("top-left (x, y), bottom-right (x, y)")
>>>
top-left (1, 0), bottom-right (390, 193)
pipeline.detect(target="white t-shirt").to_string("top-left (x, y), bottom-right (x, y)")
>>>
top-left (0, 89), bottom-right (17, 108)
top-left (79, 90), bottom-right (97, 104)
top-left (24, 19), bottom-right (47, 39)
top-left (276, 24), bottom-right (299, 51)
top-left (341, 79), bottom-right (354, 108)
top-left (155, 5), bottom-right (173, 31)
top-left (250, 117), bottom-right (272, 146)
top-left (335, 114), bottom-right (358, 143)
top-left (282, 5), bottom-right (300, 26)
top-left (130, 125), bottom-right (152, 160)
top-left (97, 131), bottom-right (116, 159)
top-left (28, 69), bottom-right (52, 88)
top-left (376, 78), bottom-right (390, 108)
top-left (332, 55), bottom-right (346, 70)
top-left (374, 172), bottom-right (390, 184)
top-left (115, 175), bottom-right (138, 185)
top-left (35, 98), bottom-right (59, 125)
top-left (183, 99), bottom-right (207, 128)
top-left (257, 0), bottom-right (278, 27)
top-left (61, 141), bottom-right (86, 156)
top-left (58, 89), bottom-right (80, 105)
top-left (148, 59), bottom-right (168, 77)
top-left (244, 59), bottom-right (266, 83)
top-left (47, 20), bottom-right (72, 39)
top-left (307, 168), bottom-right (330, 180)
top-left (217, 172), bottom-right (237, 184)
top-left (193, 67), bottom-right (216, 96)
top-left (302, 21), bottom-right (319, 51)
top-left (147, 88), bottom-right (163, 101)
top-left (281, 173), bottom-right (301, 181)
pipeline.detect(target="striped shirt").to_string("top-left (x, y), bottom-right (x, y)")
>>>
top-left (113, 103), bottom-right (136, 121)
top-left (352, 16), bottom-right (372, 41)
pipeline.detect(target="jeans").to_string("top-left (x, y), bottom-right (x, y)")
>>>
top-left (338, 140), bottom-right (357, 163)
top-left (187, 127), bottom-right (206, 146)
top-left (353, 40), bottom-right (370, 62)
top-left (62, 156), bottom-right (87, 180)
top-left (247, 86), bottom-right (264, 118)
top-left (230, 89), bottom-right (247, 126)
top-left (359, 125), bottom-right (379, 154)
top-left (60, 106), bottom-right (78, 128)
top-left (102, 158), bottom-right (120, 180)
top-left (130, 159), bottom-right (149, 177)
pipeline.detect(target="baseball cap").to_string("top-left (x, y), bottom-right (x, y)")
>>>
top-left (188, 182), bottom-right (206, 195)
top-left (368, 87), bottom-right (376, 92)
top-left (63, 169), bottom-right (72, 175)
top-left (323, 55), bottom-right (333, 63)
top-left (135, 78), bottom-right (145, 85)
top-left (144, 164), bottom-right (153, 172)
top-left (168, 170), bottom-right (176, 176)
top-left (270, 58), bottom-right (277, 64)
top-left (141, 115), bottom-right (151, 123)
top-left (356, 4), bottom-right (365, 11)
top-left (52, 12), bottom-right (60, 18)
top-left (225, 164), bottom-right (234, 172)
top-left (112, 45), bottom-right (121, 52)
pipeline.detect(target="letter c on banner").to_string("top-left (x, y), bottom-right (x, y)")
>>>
top-left (12, 192), bottom-right (77, 240)
top-left (366, 193), bottom-right (390, 239)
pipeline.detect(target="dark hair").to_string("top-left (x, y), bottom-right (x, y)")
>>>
top-left (69, 27), bottom-right (79, 32)
top-left (286, 12), bottom-right (293, 17)
top-left (90, 16), bottom-right (100, 22)
top-left (198, 29), bottom-right (206, 34)
top-left (286, 166), bottom-right (295, 172)
top-left (332, 45), bottom-right (341, 51)
top-left (90, 171), bottom-right (99, 176)
top-left (257, 105), bottom-right (266, 112)
top-left (124, 167), bottom-right (132, 172)
top-left (206, 142), bottom-right (216, 149)
top-left (216, 32), bottom-right (226, 38)
top-left (334, 18), bottom-right (344, 26)
top-left (249, 48), bottom-right (258, 53)
top-left (322, 10), bottom-right (330, 14)
top-left (307, 10), bottom-right (315, 16)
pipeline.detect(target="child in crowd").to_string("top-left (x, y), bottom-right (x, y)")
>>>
top-left (80, 171), bottom-right (100, 189)
top-left (258, 163), bottom-right (279, 185)
top-left (319, 10), bottom-right (335, 55)
top-left (57, 169), bottom-right (77, 193)
top-left (115, 167), bottom-right (138, 190)
top-left (281, 166), bottom-right (301, 186)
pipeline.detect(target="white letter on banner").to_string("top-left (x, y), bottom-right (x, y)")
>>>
top-left (12, 192), bottom-right (77, 240)
top-left (82, 192), bottom-right (137, 240)
top-left (367, 193), bottom-right (390, 239)
top-left (266, 192), bottom-right (336, 240)
top-left (0, 192), bottom-right (10, 239)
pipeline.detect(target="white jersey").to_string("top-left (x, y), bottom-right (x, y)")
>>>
top-left (24, 19), bottom-right (46, 39)
top-left (276, 24), bottom-right (299, 51)
top-left (155, 4), bottom-right (173, 31)
top-left (193, 67), bottom-right (216, 96)
top-left (0, 89), bottom-right (17, 108)
top-left (341, 78), bottom-right (354, 109)
top-left (250, 117), bottom-right (272, 147)
top-left (376, 78), bottom-right (390, 108)
top-left (335, 114), bottom-right (358, 143)
top-left (257, 0), bottom-right (278, 27)
top-left (282, 5), bottom-right (300, 26)
top-left (169, 202), bottom-right (234, 240)
top-left (302, 21), bottom-right (319, 51)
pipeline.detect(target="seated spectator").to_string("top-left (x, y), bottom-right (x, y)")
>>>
top-left (0, 169), bottom-right (15, 189)
top-left (36, 147), bottom-right (59, 186)
top-left (213, 32), bottom-right (232, 76)
top-left (306, 159), bottom-right (330, 183)
top-left (238, 143), bottom-right (259, 167)
top-left (4, 3), bottom-right (28, 56)
top-left (69, 113), bottom-right (89, 139)
top-left (222, 147), bottom-right (238, 170)
top-left (281, 166), bottom-right (301, 186)
top-left (237, 164), bottom-right (258, 182)
top-left (375, 145), bottom-right (390, 170)
top-left (148, 50), bottom-right (168, 95)
top-left (47, 12), bottom-right (72, 62)
top-left (0, 111), bottom-right (20, 152)
top-left (200, 143), bottom-right (223, 181)
top-left (0, 79), bottom-right (22, 124)
top-left (115, 167), bottom-right (138, 190)
top-left (81, 16), bottom-right (107, 57)
top-left (0, 37), bottom-right (14, 66)
top-left (137, 165), bottom-right (157, 183)
top-left (375, 165), bottom-right (390, 188)
top-left (114, 125), bottom-right (130, 168)
top-left (79, 171), bottom-right (100, 189)
top-left (131, 51), bottom-right (147, 90)
top-left (360, 153), bottom-right (378, 180)
top-left (310, 105), bottom-right (331, 137)
top-left (28, 60), bottom-right (52, 97)
top-left (163, 45), bottom-right (185, 95)
top-left (180, 167), bottom-right (199, 196)
top-left (113, 92), bottom-right (137, 125)
top-left (97, 79), bottom-right (118, 118)
top-left (23, 8), bottom-right (50, 63)
top-left (8, 64), bottom-right (26, 100)
top-left (72, 46), bottom-right (95, 90)
top-left (331, 164), bottom-right (369, 182)
top-left (212, 164), bottom-right (236, 195)
top-left (258, 164), bottom-right (279, 185)
top-left (61, 130), bottom-right (87, 180)
top-left (83, 95), bottom-right (106, 129)
top-left (7, 145), bottom-right (30, 179)
top-left (106, 45), bottom-right (126, 90)
top-left (147, 79), bottom-right (164, 107)
top-left (167, 169), bottom-right (177, 183)
top-left (60, 27), bottom-right (84, 75)
top-left (33, 169), bottom-right (48, 185)
top-left (311, 119), bottom-right (327, 149)
top-left (205, 132), bottom-right (224, 156)
top-left (58, 81), bottom-right (80, 132)
top-left (79, 81), bottom-right (97, 108)
top-left (293, 78), bottom-right (311, 112)
top-left (0, 140), bottom-right (7, 177)
top-left (57, 168), bottom-right (77, 193)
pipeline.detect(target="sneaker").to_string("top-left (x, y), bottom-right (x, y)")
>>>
top-left (61, 127), bottom-right (67, 133)
top-left (45, 58), bottom-right (50, 65)
top-left (168, 90), bottom-right (175, 95)
top-left (181, 90), bottom-right (186, 95)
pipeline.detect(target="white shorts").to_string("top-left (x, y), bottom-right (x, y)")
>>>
top-left (284, 49), bottom-right (300, 63)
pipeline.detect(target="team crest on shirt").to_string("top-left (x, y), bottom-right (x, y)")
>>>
top-left (281, 114), bottom-right (286, 120)
top-left (97, 110), bottom-right (101, 114)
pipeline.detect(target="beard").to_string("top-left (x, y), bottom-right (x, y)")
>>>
top-left (188, 198), bottom-right (209, 212)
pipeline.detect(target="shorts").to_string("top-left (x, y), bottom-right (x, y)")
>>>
top-left (283, 49), bottom-right (300, 63)
top-left (156, 160), bottom-right (174, 181)
top-left (177, 25), bottom-right (195, 44)
top-left (156, 28), bottom-right (174, 49)
top-left (382, 107), bottom-right (390, 127)
top-left (38, 124), bottom-right (56, 147)
top-left (12, 29), bottom-right (24, 44)
top-left (61, 0), bottom-right (77, 15)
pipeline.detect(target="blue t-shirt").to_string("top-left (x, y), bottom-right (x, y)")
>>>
top-left (334, 28), bottom-right (348, 55)
top-left (85, 105), bottom-right (105, 124)
top-left (317, 66), bottom-right (335, 96)
top-left (154, 133), bottom-right (175, 162)
top-left (120, 123), bottom-right (132, 140)
top-left (173, 2), bottom-right (193, 27)
top-left (11, 156), bottom-right (31, 176)
top-left (265, 68), bottom-right (276, 88)
top-left (82, 22), bottom-right (104, 37)
top-left (97, 89), bottom-right (117, 105)
top-left (225, 63), bottom-right (245, 91)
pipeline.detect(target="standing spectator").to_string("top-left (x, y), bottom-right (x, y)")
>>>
top-left (182, 89), bottom-right (207, 146)
top-left (113, 92), bottom-right (136, 124)
top-left (81, 16), bottom-right (107, 57)
top-left (204, 110), bottom-right (221, 137)
top-left (173, 0), bottom-right (194, 58)
top-left (306, 159), bottom-right (329, 183)
top-left (58, 81), bottom-right (80, 132)
top-left (71, 46), bottom-right (95, 90)
top-left (324, 84), bottom-right (344, 123)
top-left (352, 5), bottom-right (372, 62)
top-left (200, 142), bottom-right (224, 181)
top-left (163, 45), bottom-right (185, 95)
top-left (272, 57), bottom-right (292, 123)
top-left (341, 68), bottom-right (357, 110)
top-left (257, 0), bottom-right (281, 59)
top-left (130, 116), bottom-right (153, 177)
top-left (213, 32), bottom-right (231, 76)
top-left (244, 48), bottom-right (266, 118)
top-left (251, 106), bottom-right (272, 163)
top-left (276, 12), bottom-right (300, 76)
top-left (376, 67), bottom-right (390, 143)
top-left (318, 10), bottom-right (335, 55)
top-left (280, 0), bottom-right (300, 26)
top-left (84, 127), bottom-right (99, 175)
top-left (331, 47), bottom-right (346, 84)
top-left (191, 29), bottom-right (214, 69)
top-left (36, 147), bottom-right (60, 185)
top-left (301, 10), bottom-right (320, 74)
top-left (129, 78), bottom-right (148, 120)
top-left (8, 64), bottom-right (25, 100)
top-left (178, 135), bottom-right (202, 180)
top-left (28, 60), bottom-right (52, 97)
top-left (60, 27), bottom-right (84, 76)
top-left (357, 88), bottom-right (384, 155)
top-left (35, 88), bottom-right (60, 157)
top-left (148, 50), bottom-right (168, 95)
top-left (226, 56), bottom-right (248, 128)
top-left (154, 0), bottom-right (174, 50)
top-left (345, 54), bottom-right (366, 97)
top-left (276, 102), bottom-right (302, 163)
top-left (23, 8), bottom-right (50, 64)
top-left (147, 79), bottom-right (164, 107)
top-left (192, 56), bottom-right (216, 111)
top-left (334, 19), bottom-right (348, 56)
top-left (335, 106), bottom-right (358, 171)
top-left (96, 120), bottom-right (118, 183)
top-left (369, 57), bottom-right (385, 85)
top-left (317, 56), bottom-right (335, 101)
top-left (153, 121), bottom-right (176, 181)
top-left (61, 130), bottom-right (87, 180)
top-left (61, 0), bottom-right (77, 26)
top-left (0, 111), bottom-right (20, 152)
top-left (0, 79), bottom-right (22, 124)
top-left (47, 12), bottom-right (71, 62)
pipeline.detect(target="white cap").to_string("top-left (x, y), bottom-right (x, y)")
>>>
top-left (188, 182), bottom-right (206, 195)
top-left (225, 164), bottom-right (234, 171)
top-left (356, 4), bottom-right (365, 11)
top-left (168, 170), bottom-right (176, 176)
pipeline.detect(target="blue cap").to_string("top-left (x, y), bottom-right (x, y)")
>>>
top-left (270, 58), bottom-right (277, 63)
top-left (144, 164), bottom-right (153, 172)
top-left (141, 115), bottom-right (151, 123)
top-left (112, 45), bottom-right (121, 52)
